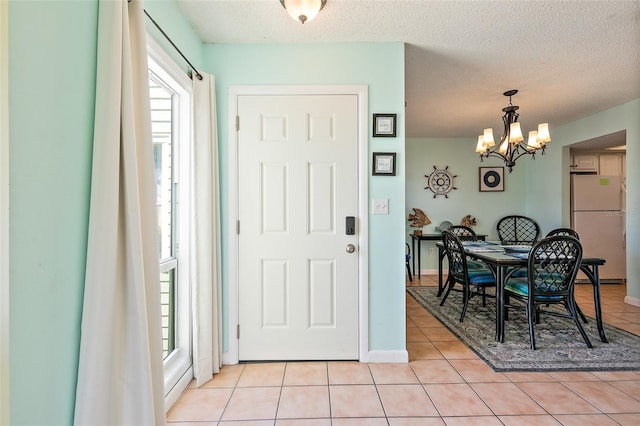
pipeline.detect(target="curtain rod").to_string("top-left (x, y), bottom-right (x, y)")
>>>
top-left (144, 9), bottom-right (203, 81)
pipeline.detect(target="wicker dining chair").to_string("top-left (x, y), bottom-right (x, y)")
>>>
top-left (503, 235), bottom-right (592, 350)
top-left (545, 227), bottom-right (588, 323)
top-left (447, 225), bottom-right (487, 270)
top-left (448, 225), bottom-right (477, 241)
top-left (497, 215), bottom-right (541, 245)
top-left (440, 230), bottom-right (496, 322)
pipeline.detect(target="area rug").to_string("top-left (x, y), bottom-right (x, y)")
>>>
top-left (407, 286), bottom-right (640, 372)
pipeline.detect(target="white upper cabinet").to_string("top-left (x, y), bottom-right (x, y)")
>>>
top-left (599, 153), bottom-right (625, 176)
top-left (571, 153), bottom-right (599, 172)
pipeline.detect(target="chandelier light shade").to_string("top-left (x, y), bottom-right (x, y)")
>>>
top-left (475, 90), bottom-right (550, 173)
top-left (280, 0), bottom-right (327, 24)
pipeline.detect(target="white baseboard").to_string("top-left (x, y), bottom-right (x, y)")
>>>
top-left (624, 295), bottom-right (640, 307)
top-left (409, 268), bottom-right (438, 278)
top-left (222, 351), bottom-right (408, 364)
top-left (164, 366), bottom-right (193, 413)
top-left (366, 350), bottom-right (409, 363)
top-left (222, 351), bottom-right (238, 366)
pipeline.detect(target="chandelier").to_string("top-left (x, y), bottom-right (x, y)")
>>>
top-left (280, 0), bottom-right (327, 24)
top-left (475, 90), bottom-right (551, 173)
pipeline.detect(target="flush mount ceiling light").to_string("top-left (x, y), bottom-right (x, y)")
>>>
top-left (280, 0), bottom-right (327, 24)
top-left (475, 90), bottom-right (551, 173)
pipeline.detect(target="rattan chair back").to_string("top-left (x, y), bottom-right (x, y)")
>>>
top-left (528, 235), bottom-right (582, 297)
top-left (497, 215), bottom-right (541, 245)
top-left (447, 225), bottom-right (477, 241)
top-left (546, 227), bottom-right (579, 239)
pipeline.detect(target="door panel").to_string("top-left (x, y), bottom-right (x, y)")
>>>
top-left (309, 259), bottom-right (336, 327)
top-left (261, 163), bottom-right (288, 233)
top-left (262, 259), bottom-right (289, 327)
top-left (309, 162), bottom-right (335, 233)
top-left (238, 94), bottom-right (359, 360)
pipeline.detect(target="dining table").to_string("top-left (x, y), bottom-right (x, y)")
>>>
top-left (436, 241), bottom-right (608, 344)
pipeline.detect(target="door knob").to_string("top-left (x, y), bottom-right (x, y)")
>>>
top-left (346, 244), bottom-right (356, 253)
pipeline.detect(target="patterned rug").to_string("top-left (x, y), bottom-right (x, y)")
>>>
top-left (407, 286), bottom-right (640, 372)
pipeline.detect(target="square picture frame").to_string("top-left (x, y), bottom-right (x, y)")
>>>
top-left (373, 113), bottom-right (397, 137)
top-left (479, 166), bottom-right (505, 192)
top-left (372, 152), bottom-right (396, 176)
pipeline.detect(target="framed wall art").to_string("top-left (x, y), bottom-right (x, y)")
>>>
top-left (372, 113), bottom-right (397, 137)
top-left (479, 166), bottom-right (504, 192)
top-left (372, 152), bottom-right (396, 176)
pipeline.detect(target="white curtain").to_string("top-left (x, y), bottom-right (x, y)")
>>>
top-left (74, 0), bottom-right (165, 424)
top-left (191, 72), bottom-right (223, 387)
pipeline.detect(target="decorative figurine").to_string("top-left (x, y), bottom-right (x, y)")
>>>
top-left (461, 215), bottom-right (477, 228)
top-left (408, 208), bottom-right (431, 236)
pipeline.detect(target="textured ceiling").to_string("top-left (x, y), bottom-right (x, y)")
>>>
top-left (176, 0), bottom-right (640, 145)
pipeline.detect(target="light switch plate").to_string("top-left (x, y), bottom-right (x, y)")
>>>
top-left (373, 198), bottom-right (389, 214)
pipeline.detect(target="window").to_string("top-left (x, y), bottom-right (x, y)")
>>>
top-left (148, 44), bottom-right (192, 399)
top-left (149, 68), bottom-right (176, 357)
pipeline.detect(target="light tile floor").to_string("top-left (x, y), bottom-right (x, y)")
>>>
top-left (167, 275), bottom-right (640, 425)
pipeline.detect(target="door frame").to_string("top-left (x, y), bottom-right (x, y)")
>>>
top-left (226, 85), bottom-right (369, 364)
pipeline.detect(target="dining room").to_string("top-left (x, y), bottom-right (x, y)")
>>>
top-left (405, 120), bottom-right (637, 306)
top-left (404, 113), bottom-right (640, 370)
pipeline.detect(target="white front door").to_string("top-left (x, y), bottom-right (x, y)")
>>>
top-left (237, 94), bottom-right (359, 360)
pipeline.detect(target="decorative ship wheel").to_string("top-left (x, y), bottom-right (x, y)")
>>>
top-left (425, 165), bottom-right (458, 198)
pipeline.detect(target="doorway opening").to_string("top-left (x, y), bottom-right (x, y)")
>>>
top-left (569, 130), bottom-right (627, 283)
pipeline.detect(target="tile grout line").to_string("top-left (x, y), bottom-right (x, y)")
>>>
top-left (368, 365), bottom-right (390, 424)
top-left (409, 361), bottom-right (446, 419)
top-left (272, 363), bottom-right (287, 422)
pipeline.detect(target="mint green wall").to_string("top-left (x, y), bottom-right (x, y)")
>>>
top-left (527, 99), bottom-right (640, 300)
top-left (204, 43), bottom-right (407, 352)
top-left (9, 1), bottom-right (97, 424)
top-left (405, 138), bottom-right (528, 272)
top-left (145, 0), bottom-right (204, 72)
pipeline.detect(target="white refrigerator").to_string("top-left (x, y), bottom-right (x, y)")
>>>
top-left (571, 175), bottom-right (626, 282)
